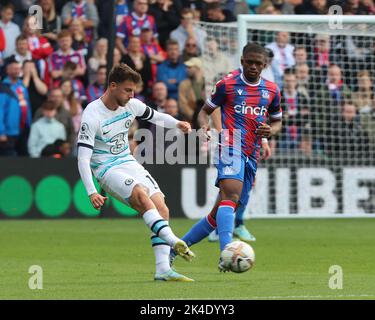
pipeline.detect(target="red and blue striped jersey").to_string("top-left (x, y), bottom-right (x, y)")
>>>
top-left (116, 12), bottom-right (157, 47)
top-left (206, 69), bottom-right (282, 161)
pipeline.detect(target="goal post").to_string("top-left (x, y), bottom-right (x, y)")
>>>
top-left (195, 15), bottom-right (375, 218)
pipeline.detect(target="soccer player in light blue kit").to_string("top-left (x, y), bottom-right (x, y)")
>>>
top-left (171, 43), bottom-right (282, 271)
top-left (77, 64), bottom-right (195, 281)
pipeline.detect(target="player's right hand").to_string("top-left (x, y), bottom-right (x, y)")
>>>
top-left (89, 193), bottom-right (108, 210)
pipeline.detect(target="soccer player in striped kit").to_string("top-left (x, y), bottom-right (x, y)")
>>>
top-left (172, 43), bottom-right (283, 271)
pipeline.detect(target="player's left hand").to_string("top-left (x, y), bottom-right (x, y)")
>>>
top-left (255, 123), bottom-right (272, 138)
top-left (177, 121), bottom-right (192, 134)
top-left (261, 140), bottom-right (272, 160)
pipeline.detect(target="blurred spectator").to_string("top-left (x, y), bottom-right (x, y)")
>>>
top-left (261, 47), bottom-right (275, 82)
top-left (115, 0), bottom-right (131, 27)
top-left (266, 32), bottom-right (295, 89)
top-left (181, 0), bottom-right (204, 10)
top-left (49, 30), bottom-right (86, 82)
top-left (313, 34), bottom-right (331, 70)
top-left (116, 0), bottom-right (157, 55)
top-left (38, 0), bottom-right (61, 50)
top-left (113, 47), bottom-right (123, 67)
top-left (28, 101), bottom-right (66, 158)
top-left (3, 58), bottom-right (32, 156)
top-left (60, 79), bottom-right (83, 135)
top-left (360, 0), bottom-right (375, 14)
top-left (62, 0), bottom-right (99, 43)
top-left (272, 0), bottom-right (297, 13)
top-left (295, 0), bottom-right (329, 14)
top-left (86, 65), bottom-right (106, 103)
top-left (326, 102), bottom-right (370, 165)
top-left (88, 38), bottom-right (107, 84)
top-left (295, 63), bottom-right (312, 100)
top-left (278, 69), bottom-right (311, 155)
top-left (170, 8), bottom-right (206, 55)
top-left (233, 0), bottom-right (251, 15)
top-left (69, 18), bottom-right (90, 53)
top-left (4, 35), bottom-right (31, 76)
top-left (41, 138), bottom-right (72, 158)
top-left (294, 46), bottom-right (308, 66)
top-left (178, 57), bottom-right (205, 123)
top-left (361, 96), bottom-right (375, 160)
top-left (140, 27), bottom-right (166, 83)
top-left (0, 26), bottom-right (5, 61)
top-left (148, 81), bottom-right (168, 112)
top-left (164, 97), bottom-right (181, 118)
top-left (156, 39), bottom-right (187, 100)
top-left (256, 0), bottom-right (279, 14)
top-left (201, 38), bottom-right (233, 94)
top-left (122, 36), bottom-right (152, 96)
top-left (22, 15), bottom-right (54, 61)
top-left (342, 0), bottom-right (370, 14)
top-left (34, 88), bottom-right (75, 147)
top-left (0, 4), bottom-right (21, 59)
top-left (353, 70), bottom-right (373, 113)
top-left (22, 60), bottom-right (49, 116)
top-left (202, 2), bottom-right (237, 23)
top-left (148, 0), bottom-right (182, 50)
top-left (314, 64), bottom-right (352, 153)
top-left (56, 61), bottom-right (86, 103)
top-left (181, 36), bottom-right (200, 62)
top-left (0, 79), bottom-right (22, 156)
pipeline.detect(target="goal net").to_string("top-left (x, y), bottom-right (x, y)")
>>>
top-left (195, 15), bottom-right (375, 218)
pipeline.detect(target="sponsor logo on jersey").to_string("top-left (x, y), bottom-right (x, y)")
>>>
top-left (237, 89), bottom-right (243, 96)
top-left (234, 101), bottom-right (267, 116)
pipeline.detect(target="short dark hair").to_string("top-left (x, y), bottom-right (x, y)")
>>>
top-left (41, 101), bottom-right (56, 110)
top-left (242, 42), bottom-right (267, 58)
top-left (165, 39), bottom-right (179, 49)
top-left (108, 63), bottom-right (141, 85)
top-left (97, 65), bottom-right (107, 72)
top-left (284, 68), bottom-right (295, 76)
top-left (1, 4), bottom-right (15, 12)
top-left (58, 29), bottom-right (72, 39)
top-left (16, 34), bottom-right (28, 43)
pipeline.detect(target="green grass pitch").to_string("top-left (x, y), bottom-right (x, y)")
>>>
top-left (0, 218), bottom-right (374, 300)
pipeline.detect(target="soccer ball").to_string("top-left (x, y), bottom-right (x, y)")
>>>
top-left (221, 241), bottom-right (255, 273)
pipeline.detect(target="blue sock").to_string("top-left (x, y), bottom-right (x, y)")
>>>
top-left (235, 203), bottom-right (246, 227)
top-left (216, 200), bottom-right (236, 251)
top-left (182, 215), bottom-right (216, 247)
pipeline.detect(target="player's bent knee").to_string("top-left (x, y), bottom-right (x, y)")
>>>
top-left (129, 185), bottom-right (155, 213)
top-left (158, 204), bottom-right (169, 220)
top-left (221, 192), bottom-right (240, 204)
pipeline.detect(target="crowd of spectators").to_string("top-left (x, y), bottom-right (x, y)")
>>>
top-left (0, 0), bottom-right (374, 165)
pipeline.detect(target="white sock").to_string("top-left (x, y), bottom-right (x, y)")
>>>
top-left (143, 209), bottom-right (179, 246)
top-left (152, 243), bottom-right (171, 274)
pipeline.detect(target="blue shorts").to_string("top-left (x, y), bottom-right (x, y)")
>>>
top-left (215, 149), bottom-right (257, 206)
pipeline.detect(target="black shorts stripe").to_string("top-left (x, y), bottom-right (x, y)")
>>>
top-left (77, 143), bottom-right (94, 150)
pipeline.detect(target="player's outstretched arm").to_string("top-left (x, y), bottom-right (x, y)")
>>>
top-left (142, 107), bottom-right (192, 133)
